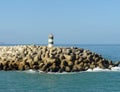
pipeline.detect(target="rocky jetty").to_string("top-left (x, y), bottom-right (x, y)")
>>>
top-left (0, 45), bottom-right (119, 72)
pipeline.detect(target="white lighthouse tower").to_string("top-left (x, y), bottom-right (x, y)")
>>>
top-left (48, 34), bottom-right (54, 48)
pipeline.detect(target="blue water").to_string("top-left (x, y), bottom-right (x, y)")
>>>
top-left (0, 44), bottom-right (120, 92)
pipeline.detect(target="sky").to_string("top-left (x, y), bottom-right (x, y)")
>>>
top-left (0, 0), bottom-right (120, 44)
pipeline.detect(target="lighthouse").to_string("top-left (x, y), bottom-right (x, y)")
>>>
top-left (48, 34), bottom-right (54, 48)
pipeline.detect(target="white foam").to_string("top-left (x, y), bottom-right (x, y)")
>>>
top-left (24, 70), bottom-right (73, 75)
top-left (25, 69), bottom-right (38, 73)
top-left (46, 72), bottom-right (79, 75)
top-left (92, 67), bottom-right (110, 72)
top-left (111, 67), bottom-right (120, 71)
top-left (86, 69), bottom-right (93, 72)
top-left (22, 66), bottom-right (120, 74)
top-left (86, 67), bottom-right (120, 72)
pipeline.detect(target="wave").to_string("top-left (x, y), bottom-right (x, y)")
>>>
top-left (24, 69), bottom-right (39, 73)
top-left (23, 67), bottom-right (120, 74)
top-left (86, 67), bottom-right (120, 72)
top-left (24, 70), bottom-right (78, 75)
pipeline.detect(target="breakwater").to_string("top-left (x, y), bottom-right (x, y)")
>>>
top-left (0, 45), bottom-right (119, 72)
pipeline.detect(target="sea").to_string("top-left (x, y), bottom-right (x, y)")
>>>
top-left (0, 44), bottom-right (120, 92)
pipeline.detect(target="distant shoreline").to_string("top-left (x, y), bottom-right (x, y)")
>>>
top-left (0, 44), bottom-right (120, 46)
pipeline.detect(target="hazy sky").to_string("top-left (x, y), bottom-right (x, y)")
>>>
top-left (0, 0), bottom-right (120, 44)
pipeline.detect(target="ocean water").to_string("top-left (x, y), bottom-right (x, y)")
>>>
top-left (0, 44), bottom-right (120, 92)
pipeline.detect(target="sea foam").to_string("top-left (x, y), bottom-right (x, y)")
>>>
top-left (24, 66), bottom-right (120, 74)
top-left (86, 67), bottom-right (120, 72)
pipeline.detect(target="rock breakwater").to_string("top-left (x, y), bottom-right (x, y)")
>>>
top-left (0, 45), bottom-right (119, 72)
